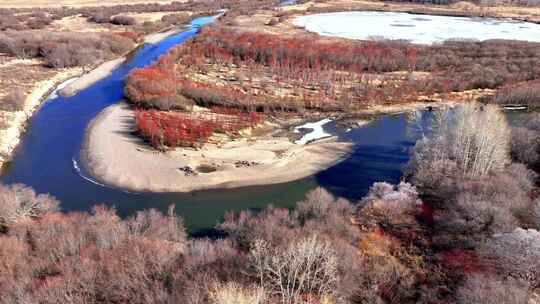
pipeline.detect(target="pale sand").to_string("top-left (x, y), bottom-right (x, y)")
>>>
top-left (144, 28), bottom-right (183, 44)
top-left (82, 103), bottom-right (354, 192)
top-left (60, 58), bottom-right (125, 97)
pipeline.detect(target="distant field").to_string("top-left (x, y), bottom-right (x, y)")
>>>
top-left (0, 0), bottom-right (178, 8)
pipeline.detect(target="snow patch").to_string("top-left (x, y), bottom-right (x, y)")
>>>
top-left (48, 77), bottom-right (79, 100)
top-left (293, 11), bottom-right (540, 45)
top-left (294, 118), bottom-right (333, 145)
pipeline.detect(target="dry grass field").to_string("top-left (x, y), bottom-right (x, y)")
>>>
top-left (0, 0), bottom-right (179, 8)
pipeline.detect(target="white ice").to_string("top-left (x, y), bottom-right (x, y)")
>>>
top-left (293, 11), bottom-right (540, 45)
top-left (294, 118), bottom-right (333, 145)
top-left (48, 77), bottom-right (79, 100)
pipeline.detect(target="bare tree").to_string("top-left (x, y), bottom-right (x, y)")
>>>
top-left (0, 183), bottom-right (59, 228)
top-left (456, 274), bottom-right (530, 304)
top-left (412, 103), bottom-right (510, 179)
top-left (249, 235), bottom-right (338, 304)
top-left (481, 228), bottom-right (540, 285)
top-left (358, 182), bottom-right (422, 227)
top-left (209, 282), bottom-right (267, 304)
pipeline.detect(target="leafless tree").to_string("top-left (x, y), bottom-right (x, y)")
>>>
top-left (0, 183), bottom-right (59, 228)
top-left (124, 205), bottom-right (187, 246)
top-left (481, 228), bottom-right (540, 285)
top-left (358, 182), bottom-right (422, 227)
top-left (209, 282), bottom-right (267, 304)
top-left (456, 274), bottom-right (530, 304)
top-left (249, 235), bottom-right (338, 304)
top-left (412, 103), bottom-right (510, 179)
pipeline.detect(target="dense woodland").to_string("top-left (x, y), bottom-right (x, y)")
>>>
top-left (127, 26), bottom-right (540, 110)
top-left (1, 103), bottom-right (539, 303)
top-left (124, 24), bottom-right (540, 148)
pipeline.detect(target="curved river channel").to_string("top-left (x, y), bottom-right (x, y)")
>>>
top-left (0, 15), bottom-right (434, 234)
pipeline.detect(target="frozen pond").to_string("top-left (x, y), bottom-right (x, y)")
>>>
top-left (293, 11), bottom-right (540, 44)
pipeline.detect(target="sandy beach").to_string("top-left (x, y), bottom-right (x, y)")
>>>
top-left (60, 58), bottom-right (125, 97)
top-left (82, 102), bottom-right (354, 192)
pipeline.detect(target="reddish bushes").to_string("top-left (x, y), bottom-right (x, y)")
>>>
top-left (135, 110), bottom-right (216, 148)
top-left (439, 249), bottom-right (487, 274)
top-left (125, 26), bottom-right (540, 113)
top-left (125, 66), bottom-right (189, 110)
top-left (187, 26), bottom-right (417, 73)
top-left (134, 108), bottom-right (262, 149)
top-left (182, 27), bottom-right (540, 92)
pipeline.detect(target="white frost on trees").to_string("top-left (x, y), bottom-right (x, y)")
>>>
top-left (412, 103), bottom-right (510, 178)
top-left (483, 228), bottom-right (540, 284)
top-left (0, 183), bottom-right (59, 227)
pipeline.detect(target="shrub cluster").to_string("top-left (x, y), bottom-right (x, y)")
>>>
top-left (405, 104), bottom-right (540, 301)
top-left (134, 107), bottom-right (262, 149)
top-left (0, 30), bottom-right (134, 68)
top-left (125, 26), bottom-right (540, 112)
top-left (110, 15), bottom-right (137, 26)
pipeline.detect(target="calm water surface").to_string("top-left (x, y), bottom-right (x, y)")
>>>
top-left (0, 16), bottom-right (433, 233)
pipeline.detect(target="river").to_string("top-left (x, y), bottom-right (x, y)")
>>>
top-left (0, 15), bottom-right (433, 234)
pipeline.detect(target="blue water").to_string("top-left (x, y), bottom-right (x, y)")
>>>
top-left (0, 15), bottom-right (431, 233)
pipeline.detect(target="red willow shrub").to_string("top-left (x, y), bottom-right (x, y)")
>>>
top-left (439, 249), bottom-right (489, 274)
top-left (125, 66), bottom-right (192, 110)
top-left (134, 108), bottom-right (262, 149)
top-left (125, 26), bottom-right (540, 114)
top-left (179, 27), bottom-right (540, 91)
top-left (185, 26), bottom-right (420, 73)
top-left (135, 110), bottom-right (215, 148)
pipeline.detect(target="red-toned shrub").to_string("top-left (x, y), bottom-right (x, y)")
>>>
top-left (126, 67), bottom-right (193, 110)
top-left (134, 109), bottom-right (261, 149)
top-left (438, 249), bottom-right (488, 274)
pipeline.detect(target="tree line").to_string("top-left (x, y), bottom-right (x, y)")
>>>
top-left (125, 25), bottom-right (540, 114)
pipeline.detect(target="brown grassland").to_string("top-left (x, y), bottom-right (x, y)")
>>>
top-left (0, 0), bottom-right (178, 9)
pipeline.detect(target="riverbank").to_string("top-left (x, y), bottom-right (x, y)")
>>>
top-left (60, 26), bottom-right (188, 97)
top-left (60, 58), bottom-right (125, 97)
top-left (0, 23), bottom-right (198, 171)
top-left (82, 102), bottom-right (354, 192)
top-left (0, 68), bottom-right (83, 170)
